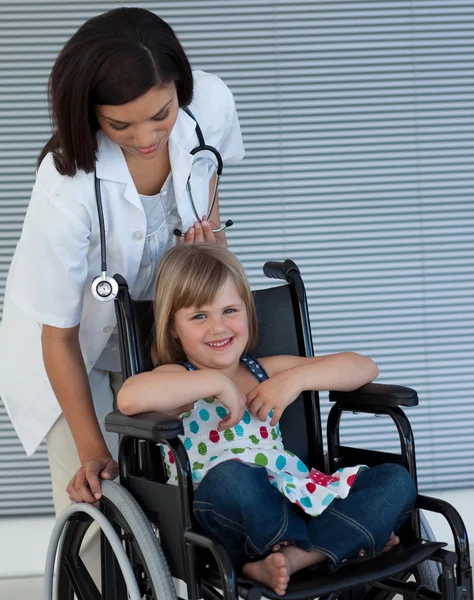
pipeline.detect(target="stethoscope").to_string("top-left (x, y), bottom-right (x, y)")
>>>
top-left (91, 108), bottom-right (233, 302)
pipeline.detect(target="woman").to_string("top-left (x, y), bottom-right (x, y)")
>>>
top-left (0, 6), bottom-right (244, 521)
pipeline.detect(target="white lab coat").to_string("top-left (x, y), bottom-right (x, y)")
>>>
top-left (0, 70), bottom-right (245, 456)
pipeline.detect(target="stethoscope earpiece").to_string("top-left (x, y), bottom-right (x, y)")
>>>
top-left (91, 274), bottom-right (119, 302)
top-left (173, 219), bottom-right (233, 238)
top-left (221, 219), bottom-right (233, 231)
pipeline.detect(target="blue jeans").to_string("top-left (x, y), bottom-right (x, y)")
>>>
top-left (193, 461), bottom-right (417, 571)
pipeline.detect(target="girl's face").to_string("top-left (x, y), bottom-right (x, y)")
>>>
top-left (172, 276), bottom-right (250, 372)
top-left (95, 82), bottom-right (179, 160)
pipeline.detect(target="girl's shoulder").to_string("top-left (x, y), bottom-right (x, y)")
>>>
top-left (152, 363), bottom-right (188, 373)
top-left (256, 355), bottom-right (282, 377)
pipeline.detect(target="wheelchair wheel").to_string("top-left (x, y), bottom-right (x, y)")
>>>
top-left (55, 480), bottom-right (177, 600)
top-left (413, 511), bottom-right (442, 591)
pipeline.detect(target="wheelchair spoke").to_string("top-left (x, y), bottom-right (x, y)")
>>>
top-left (100, 519), bottom-right (128, 600)
top-left (57, 513), bottom-right (99, 600)
top-left (101, 484), bottom-right (176, 600)
top-left (63, 555), bottom-right (101, 600)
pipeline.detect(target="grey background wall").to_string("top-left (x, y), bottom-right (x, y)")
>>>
top-left (0, 1), bottom-right (473, 517)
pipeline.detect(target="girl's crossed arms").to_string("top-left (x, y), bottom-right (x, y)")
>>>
top-left (118, 351), bottom-right (378, 428)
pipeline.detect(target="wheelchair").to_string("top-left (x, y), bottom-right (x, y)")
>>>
top-left (45, 259), bottom-right (472, 600)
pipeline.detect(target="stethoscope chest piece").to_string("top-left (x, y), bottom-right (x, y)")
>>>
top-left (91, 273), bottom-right (119, 302)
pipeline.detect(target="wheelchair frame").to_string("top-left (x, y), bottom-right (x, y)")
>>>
top-left (52, 260), bottom-right (472, 600)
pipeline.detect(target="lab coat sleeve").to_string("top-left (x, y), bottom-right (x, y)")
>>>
top-left (218, 82), bottom-right (245, 166)
top-left (8, 178), bottom-right (91, 329)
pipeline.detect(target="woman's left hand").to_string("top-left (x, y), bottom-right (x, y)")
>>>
top-left (177, 216), bottom-right (227, 246)
top-left (246, 373), bottom-right (300, 426)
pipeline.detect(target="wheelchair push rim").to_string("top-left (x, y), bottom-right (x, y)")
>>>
top-left (52, 480), bottom-right (177, 600)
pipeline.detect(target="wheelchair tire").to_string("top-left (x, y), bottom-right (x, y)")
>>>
top-left (413, 511), bottom-right (442, 592)
top-left (54, 480), bottom-right (177, 600)
top-left (100, 479), bottom-right (177, 600)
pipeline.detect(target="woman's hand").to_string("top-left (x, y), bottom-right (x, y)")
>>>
top-left (66, 456), bottom-right (119, 504)
top-left (246, 373), bottom-right (300, 426)
top-left (177, 216), bottom-right (227, 246)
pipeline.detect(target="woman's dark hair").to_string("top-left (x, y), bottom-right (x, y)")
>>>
top-left (38, 8), bottom-right (193, 176)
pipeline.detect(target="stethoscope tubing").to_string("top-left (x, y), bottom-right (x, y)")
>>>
top-left (92, 107), bottom-right (232, 299)
top-left (186, 173), bottom-right (220, 223)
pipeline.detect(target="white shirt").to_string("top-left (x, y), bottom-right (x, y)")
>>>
top-left (95, 178), bottom-right (178, 372)
top-left (0, 70), bottom-right (245, 456)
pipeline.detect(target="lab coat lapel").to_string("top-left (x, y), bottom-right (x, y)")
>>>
top-left (96, 112), bottom-right (199, 218)
top-left (169, 109), bottom-right (197, 226)
top-left (95, 132), bottom-right (142, 212)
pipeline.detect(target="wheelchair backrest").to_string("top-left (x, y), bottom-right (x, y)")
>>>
top-left (114, 280), bottom-right (324, 471)
top-left (252, 284), bottom-right (322, 469)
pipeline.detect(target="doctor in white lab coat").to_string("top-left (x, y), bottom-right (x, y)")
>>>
top-left (0, 7), bottom-right (244, 522)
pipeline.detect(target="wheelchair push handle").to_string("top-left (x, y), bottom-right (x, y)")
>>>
top-left (263, 259), bottom-right (300, 282)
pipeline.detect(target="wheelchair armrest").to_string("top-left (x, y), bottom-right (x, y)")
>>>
top-left (105, 410), bottom-right (184, 442)
top-left (416, 494), bottom-right (470, 550)
top-left (329, 382), bottom-right (418, 408)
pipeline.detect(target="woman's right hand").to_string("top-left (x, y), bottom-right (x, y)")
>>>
top-left (177, 217), bottom-right (227, 246)
top-left (66, 456), bottom-right (119, 504)
top-left (214, 377), bottom-right (246, 431)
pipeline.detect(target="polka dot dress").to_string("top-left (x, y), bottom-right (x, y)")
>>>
top-left (162, 354), bottom-right (365, 517)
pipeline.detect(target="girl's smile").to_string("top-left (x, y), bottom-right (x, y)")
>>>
top-left (206, 337), bottom-right (234, 349)
top-left (172, 276), bottom-right (249, 373)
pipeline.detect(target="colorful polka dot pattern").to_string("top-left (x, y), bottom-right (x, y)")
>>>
top-left (162, 355), bottom-right (365, 517)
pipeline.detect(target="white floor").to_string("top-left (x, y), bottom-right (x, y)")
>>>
top-left (0, 576), bottom-right (43, 600)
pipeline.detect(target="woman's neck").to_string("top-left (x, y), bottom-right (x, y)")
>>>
top-left (124, 145), bottom-right (171, 196)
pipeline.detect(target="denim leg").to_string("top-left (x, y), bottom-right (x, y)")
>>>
top-left (193, 461), bottom-right (312, 569)
top-left (307, 463), bottom-right (417, 569)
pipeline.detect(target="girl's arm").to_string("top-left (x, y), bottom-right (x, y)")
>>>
top-left (248, 353), bottom-right (379, 425)
top-left (118, 364), bottom-right (246, 429)
top-left (262, 352), bottom-right (379, 391)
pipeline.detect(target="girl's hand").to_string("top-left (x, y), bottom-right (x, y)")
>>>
top-left (66, 456), bottom-right (118, 504)
top-left (177, 216), bottom-right (227, 246)
top-left (246, 373), bottom-right (300, 426)
top-left (214, 377), bottom-right (246, 431)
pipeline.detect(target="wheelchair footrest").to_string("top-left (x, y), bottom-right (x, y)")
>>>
top-left (231, 540), bottom-right (445, 600)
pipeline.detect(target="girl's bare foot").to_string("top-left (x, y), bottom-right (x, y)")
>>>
top-left (245, 533), bottom-right (399, 594)
top-left (243, 552), bottom-right (290, 596)
top-left (382, 532), bottom-right (400, 553)
top-left (243, 546), bottom-right (327, 596)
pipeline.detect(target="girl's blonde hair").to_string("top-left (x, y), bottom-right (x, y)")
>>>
top-left (151, 243), bottom-right (258, 366)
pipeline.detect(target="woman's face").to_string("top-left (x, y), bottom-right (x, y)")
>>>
top-left (95, 82), bottom-right (179, 160)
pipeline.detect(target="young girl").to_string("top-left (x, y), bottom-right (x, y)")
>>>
top-left (118, 244), bottom-right (417, 596)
